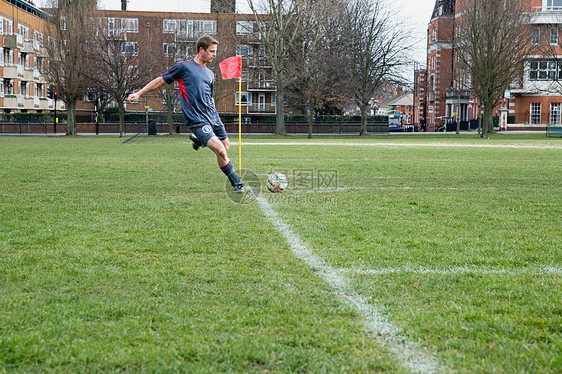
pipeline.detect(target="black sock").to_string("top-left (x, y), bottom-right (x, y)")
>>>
top-left (220, 161), bottom-right (242, 186)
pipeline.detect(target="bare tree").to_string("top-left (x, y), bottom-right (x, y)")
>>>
top-left (287, 0), bottom-right (349, 138)
top-left (345, 0), bottom-right (410, 136)
top-left (89, 17), bottom-right (160, 137)
top-left (454, 0), bottom-right (531, 137)
top-left (43, 0), bottom-right (97, 135)
top-left (248, 0), bottom-right (313, 134)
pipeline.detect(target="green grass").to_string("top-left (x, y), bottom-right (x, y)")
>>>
top-left (0, 134), bottom-right (560, 373)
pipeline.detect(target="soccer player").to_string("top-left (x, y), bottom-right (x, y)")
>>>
top-left (127, 35), bottom-right (244, 193)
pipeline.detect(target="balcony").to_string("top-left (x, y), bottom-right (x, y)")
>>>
top-left (107, 30), bottom-right (127, 41)
top-left (3, 95), bottom-right (18, 108)
top-left (24, 68), bottom-right (34, 81)
top-left (22, 40), bottom-right (35, 53)
top-left (247, 81), bottom-right (276, 91)
top-left (529, 7), bottom-right (562, 24)
top-left (47, 98), bottom-right (65, 110)
top-left (3, 35), bottom-right (16, 49)
top-left (24, 97), bottom-right (34, 108)
top-left (247, 103), bottom-right (276, 114)
top-left (36, 46), bottom-right (48, 57)
top-left (446, 89), bottom-right (470, 99)
top-left (3, 66), bottom-right (18, 79)
top-left (248, 57), bottom-right (271, 68)
top-left (39, 97), bottom-right (49, 110)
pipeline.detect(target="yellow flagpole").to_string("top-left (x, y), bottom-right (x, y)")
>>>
top-left (238, 77), bottom-right (242, 176)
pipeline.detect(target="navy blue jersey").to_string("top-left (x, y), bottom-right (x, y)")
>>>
top-left (161, 60), bottom-right (222, 126)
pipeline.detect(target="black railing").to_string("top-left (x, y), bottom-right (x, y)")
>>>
top-left (0, 121), bottom-right (390, 135)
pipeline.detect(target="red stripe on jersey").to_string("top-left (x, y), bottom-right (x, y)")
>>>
top-left (177, 79), bottom-right (190, 108)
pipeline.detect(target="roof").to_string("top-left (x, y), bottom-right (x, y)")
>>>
top-left (386, 92), bottom-right (413, 107)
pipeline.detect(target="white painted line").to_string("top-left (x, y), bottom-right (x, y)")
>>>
top-left (255, 195), bottom-right (438, 374)
top-left (233, 142), bottom-right (561, 149)
top-left (341, 266), bottom-right (562, 276)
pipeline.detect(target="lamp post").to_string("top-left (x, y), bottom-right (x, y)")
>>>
top-left (54, 90), bottom-right (57, 134)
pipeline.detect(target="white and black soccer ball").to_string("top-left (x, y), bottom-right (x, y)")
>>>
top-left (266, 172), bottom-right (288, 193)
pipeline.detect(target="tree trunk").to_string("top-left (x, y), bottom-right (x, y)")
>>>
top-left (166, 89), bottom-right (173, 135)
top-left (119, 101), bottom-right (125, 138)
top-left (482, 102), bottom-right (493, 138)
top-left (359, 104), bottom-right (368, 136)
top-left (275, 73), bottom-right (285, 135)
top-left (307, 99), bottom-right (316, 139)
top-left (66, 101), bottom-right (76, 136)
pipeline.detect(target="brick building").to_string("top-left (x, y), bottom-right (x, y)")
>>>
top-left (0, 0), bottom-right (279, 121)
top-left (510, 0), bottom-right (562, 128)
top-left (415, 0), bottom-right (562, 131)
top-left (0, 0), bottom-right (64, 114)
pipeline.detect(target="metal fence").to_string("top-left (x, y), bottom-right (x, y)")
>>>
top-left (0, 121), bottom-right (390, 135)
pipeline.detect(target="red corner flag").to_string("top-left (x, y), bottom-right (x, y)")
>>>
top-left (219, 56), bottom-right (242, 80)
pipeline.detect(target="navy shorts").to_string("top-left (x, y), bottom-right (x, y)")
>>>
top-left (190, 122), bottom-right (228, 147)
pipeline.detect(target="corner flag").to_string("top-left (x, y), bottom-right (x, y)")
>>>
top-left (219, 56), bottom-right (242, 80)
top-left (219, 56), bottom-right (243, 176)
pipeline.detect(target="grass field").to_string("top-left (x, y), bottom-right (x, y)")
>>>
top-left (0, 134), bottom-right (561, 373)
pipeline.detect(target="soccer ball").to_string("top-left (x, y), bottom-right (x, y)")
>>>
top-left (266, 172), bottom-right (288, 193)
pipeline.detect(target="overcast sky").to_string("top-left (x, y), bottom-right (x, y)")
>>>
top-left (37, 0), bottom-right (436, 66)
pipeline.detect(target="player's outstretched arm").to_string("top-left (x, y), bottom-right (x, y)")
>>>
top-left (127, 77), bottom-right (166, 103)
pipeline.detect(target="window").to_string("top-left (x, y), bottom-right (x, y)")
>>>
top-left (550, 103), bottom-right (561, 124)
top-left (186, 46), bottom-right (193, 58)
top-left (236, 44), bottom-right (253, 58)
top-left (529, 59), bottom-right (561, 81)
top-left (34, 31), bottom-right (44, 46)
top-left (4, 49), bottom-right (13, 66)
top-left (165, 19), bottom-right (216, 37)
top-left (530, 103), bottom-right (541, 124)
top-left (199, 20), bottom-right (216, 35)
top-left (4, 79), bottom-right (13, 95)
top-left (5, 19), bottom-right (12, 35)
top-left (121, 42), bottom-right (138, 56)
top-left (163, 43), bottom-right (177, 57)
top-left (108, 18), bottom-right (115, 35)
top-left (532, 28), bottom-right (540, 45)
top-left (550, 27), bottom-right (558, 45)
top-left (235, 91), bottom-right (251, 106)
top-left (163, 19), bottom-right (178, 33)
top-left (123, 18), bottom-right (138, 33)
top-left (18, 24), bottom-right (29, 40)
top-left (547, 0), bottom-right (562, 10)
top-left (236, 21), bottom-right (253, 35)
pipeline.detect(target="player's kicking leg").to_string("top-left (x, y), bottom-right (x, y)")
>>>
top-left (206, 136), bottom-right (244, 193)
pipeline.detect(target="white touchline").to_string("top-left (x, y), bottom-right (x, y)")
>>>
top-left (340, 266), bottom-right (562, 276)
top-left (233, 141), bottom-right (562, 150)
top-left (255, 195), bottom-right (439, 374)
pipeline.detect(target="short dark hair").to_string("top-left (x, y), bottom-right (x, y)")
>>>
top-left (196, 35), bottom-right (219, 52)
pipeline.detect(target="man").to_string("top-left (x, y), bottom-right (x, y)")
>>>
top-left (127, 35), bottom-right (243, 193)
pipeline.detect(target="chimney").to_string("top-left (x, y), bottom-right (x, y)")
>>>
top-left (121, 0), bottom-right (127, 11)
top-left (211, 0), bottom-right (235, 13)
